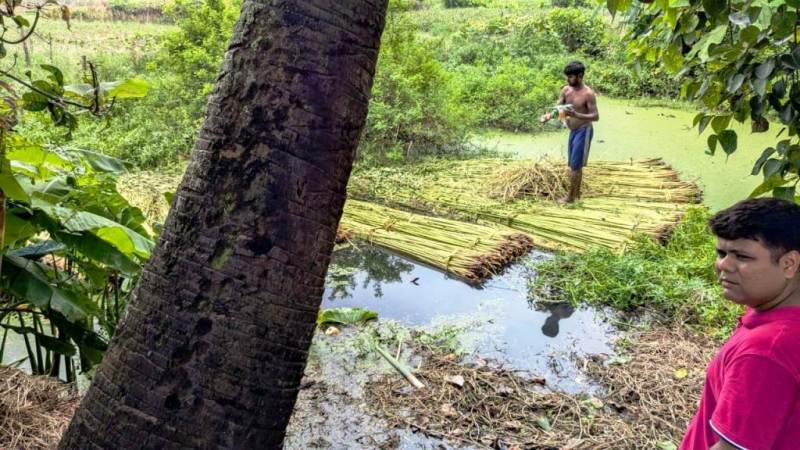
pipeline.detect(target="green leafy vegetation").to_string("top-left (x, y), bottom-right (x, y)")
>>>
top-left (530, 207), bottom-right (742, 334)
top-left (611, 0), bottom-right (800, 202)
top-left (317, 308), bottom-right (379, 327)
top-left (0, 4), bottom-right (153, 380)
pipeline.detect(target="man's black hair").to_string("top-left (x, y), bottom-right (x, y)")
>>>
top-left (564, 61), bottom-right (585, 77)
top-left (709, 197), bottom-right (800, 261)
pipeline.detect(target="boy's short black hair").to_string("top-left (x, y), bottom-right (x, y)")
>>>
top-left (564, 61), bottom-right (585, 77)
top-left (709, 197), bottom-right (800, 261)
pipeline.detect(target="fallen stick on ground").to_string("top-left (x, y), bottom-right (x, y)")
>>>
top-left (374, 342), bottom-right (425, 389)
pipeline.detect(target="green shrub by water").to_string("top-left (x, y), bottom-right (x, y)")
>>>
top-left (530, 207), bottom-right (742, 334)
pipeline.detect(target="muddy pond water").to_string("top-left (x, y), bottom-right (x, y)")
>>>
top-left (320, 245), bottom-right (616, 392)
top-left (285, 245), bottom-right (618, 449)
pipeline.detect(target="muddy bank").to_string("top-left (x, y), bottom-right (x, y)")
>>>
top-left (287, 325), bottom-right (716, 450)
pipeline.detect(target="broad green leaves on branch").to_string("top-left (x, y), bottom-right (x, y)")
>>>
top-left (0, 0), bottom-right (152, 379)
top-left (609, 0), bottom-right (800, 202)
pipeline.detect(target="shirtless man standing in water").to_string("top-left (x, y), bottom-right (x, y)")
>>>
top-left (540, 61), bottom-right (599, 203)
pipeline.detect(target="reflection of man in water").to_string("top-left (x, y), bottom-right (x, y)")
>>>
top-left (541, 303), bottom-right (575, 338)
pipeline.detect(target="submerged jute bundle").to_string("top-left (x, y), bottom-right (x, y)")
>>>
top-left (340, 200), bottom-right (533, 283)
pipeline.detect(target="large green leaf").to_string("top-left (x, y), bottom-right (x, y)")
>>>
top-left (0, 158), bottom-right (30, 202)
top-left (33, 202), bottom-right (154, 259)
top-left (317, 307), bottom-right (378, 326)
top-left (3, 255), bottom-right (100, 322)
top-left (10, 240), bottom-right (66, 259)
top-left (74, 149), bottom-right (130, 173)
top-left (718, 130), bottom-right (738, 155)
top-left (687, 26), bottom-right (727, 62)
top-left (4, 211), bottom-right (37, 246)
top-left (54, 231), bottom-right (141, 275)
top-left (100, 78), bottom-right (151, 99)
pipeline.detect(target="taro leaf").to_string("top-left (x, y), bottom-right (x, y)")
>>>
top-left (752, 147), bottom-right (777, 175)
top-left (317, 307), bottom-right (378, 326)
top-left (718, 130), bottom-right (737, 155)
top-left (9, 240), bottom-right (65, 259)
top-left (773, 186), bottom-right (796, 201)
top-left (53, 231), bottom-right (140, 275)
top-left (755, 59), bottom-right (775, 79)
top-left (4, 212), bottom-right (37, 246)
top-left (99, 78), bottom-right (150, 99)
top-left (6, 139), bottom-right (70, 170)
top-left (74, 148), bottom-right (130, 173)
top-left (3, 255), bottom-right (100, 322)
top-left (33, 202), bottom-right (154, 260)
top-left (535, 416), bottom-right (552, 431)
top-left (0, 172), bottom-right (29, 202)
top-left (657, 442), bottom-right (678, 450)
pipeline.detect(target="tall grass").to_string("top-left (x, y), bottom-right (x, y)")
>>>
top-left (529, 207), bottom-right (742, 335)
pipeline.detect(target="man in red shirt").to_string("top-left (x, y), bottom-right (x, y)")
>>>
top-left (681, 198), bottom-right (800, 450)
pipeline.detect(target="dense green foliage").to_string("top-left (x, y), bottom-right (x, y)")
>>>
top-left (530, 208), bottom-right (741, 334)
top-left (29, 0), bottom-right (681, 168)
top-left (0, 6), bottom-right (153, 379)
top-left (613, 0), bottom-right (800, 202)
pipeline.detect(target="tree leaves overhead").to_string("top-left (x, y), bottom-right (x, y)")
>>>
top-left (612, 0), bottom-right (800, 202)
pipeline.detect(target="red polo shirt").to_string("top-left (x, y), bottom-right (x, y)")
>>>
top-left (680, 306), bottom-right (800, 450)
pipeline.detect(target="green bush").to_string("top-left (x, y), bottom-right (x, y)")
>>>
top-left (530, 207), bottom-right (742, 335)
top-left (454, 60), bottom-right (561, 131)
top-left (360, 14), bottom-right (474, 163)
top-left (543, 7), bottom-right (606, 56)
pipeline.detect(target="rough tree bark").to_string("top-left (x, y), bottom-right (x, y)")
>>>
top-left (58, 0), bottom-right (387, 448)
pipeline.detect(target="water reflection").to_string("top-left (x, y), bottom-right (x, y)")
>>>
top-left (540, 303), bottom-right (576, 338)
top-left (323, 244), bottom-right (617, 392)
top-left (326, 245), bottom-right (414, 299)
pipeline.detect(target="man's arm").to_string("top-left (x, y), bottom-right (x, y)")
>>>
top-left (540, 87), bottom-right (568, 122)
top-left (566, 91), bottom-right (599, 121)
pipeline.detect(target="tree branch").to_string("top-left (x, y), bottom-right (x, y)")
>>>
top-left (0, 68), bottom-right (93, 110)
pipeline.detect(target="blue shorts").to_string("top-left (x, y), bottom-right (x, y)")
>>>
top-left (568, 125), bottom-right (593, 170)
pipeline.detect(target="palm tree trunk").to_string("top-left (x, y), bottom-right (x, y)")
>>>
top-left (59, 0), bottom-right (387, 448)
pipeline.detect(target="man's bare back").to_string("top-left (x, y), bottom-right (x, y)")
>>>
top-left (559, 84), bottom-right (598, 130)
